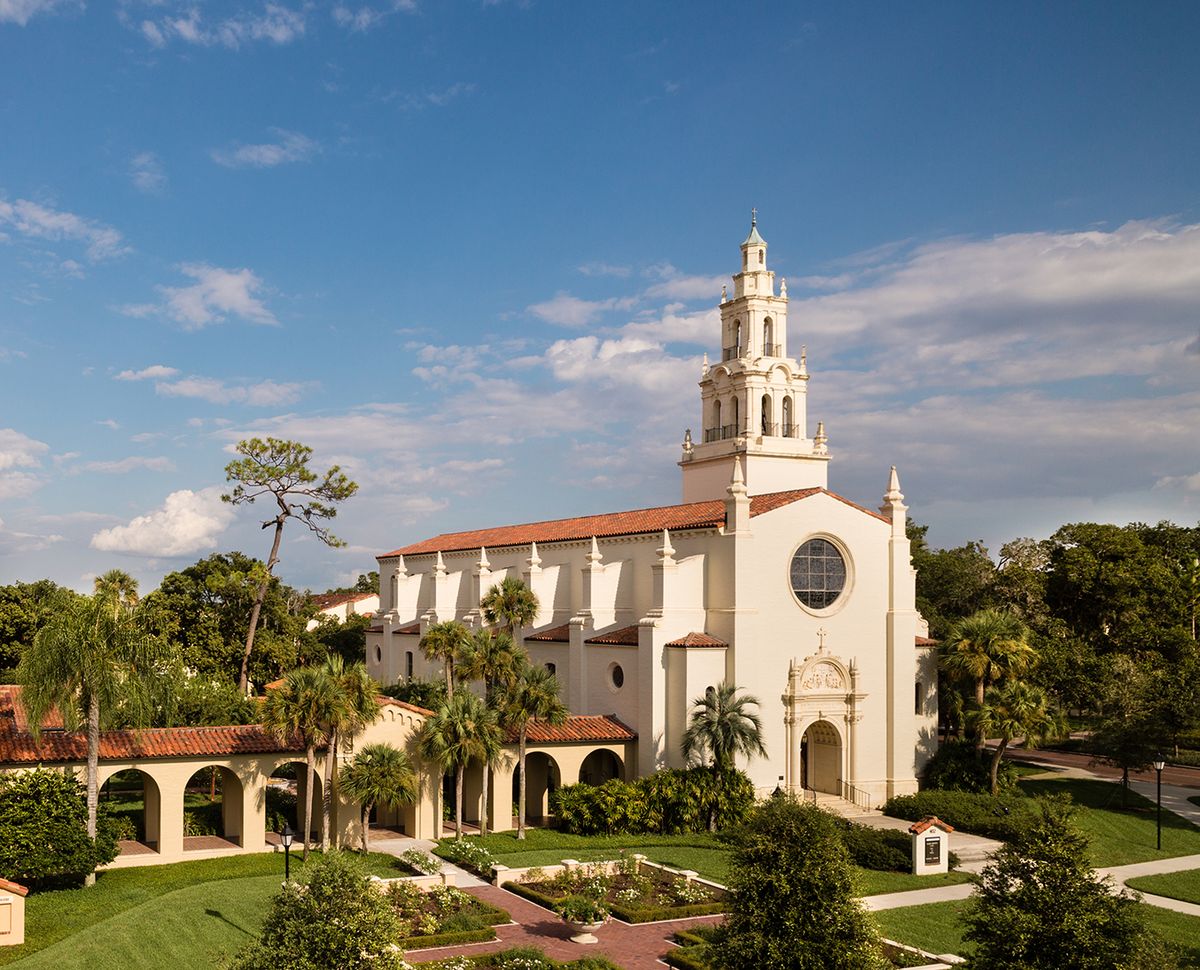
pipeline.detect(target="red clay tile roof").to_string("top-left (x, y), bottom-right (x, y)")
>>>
top-left (0, 878), bottom-right (28, 897)
top-left (666, 632), bottom-right (728, 648)
top-left (311, 591), bottom-right (376, 610)
top-left (585, 625), bottom-right (641, 646)
top-left (0, 685), bottom-right (63, 732)
top-left (366, 624), bottom-right (384, 634)
top-left (378, 697), bottom-right (435, 717)
top-left (908, 816), bottom-right (954, 835)
top-left (394, 620), bottom-right (421, 635)
top-left (519, 714), bottom-right (636, 744)
top-left (915, 636), bottom-right (937, 647)
top-left (0, 722), bottom-right (304, 765)
top-left (379, 487), bottom-right (886, 558)
top-left (527, 623), bottom-right (571, 643)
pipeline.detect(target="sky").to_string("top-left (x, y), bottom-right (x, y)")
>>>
top-left (1, 0), bottom-right (1198, 595)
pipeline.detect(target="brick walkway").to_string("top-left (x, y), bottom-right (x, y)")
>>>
top-left (407, 884), bottom-right (723, 969)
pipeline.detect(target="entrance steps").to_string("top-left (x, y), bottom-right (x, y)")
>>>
top-left (812, 792), bottom-right (877, 819)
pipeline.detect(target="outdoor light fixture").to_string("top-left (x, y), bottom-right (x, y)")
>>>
top-left (773, 775), bottom-right (785, 798)
top-left (280, 823), bottom-right (294, 883)
top-left (1153, 754), bottom-right (1166, 851)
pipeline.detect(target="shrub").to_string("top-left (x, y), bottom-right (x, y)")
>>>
top-left (397, 848), bottom-right (441, 874)
top-left (840, 822), bottom-right (912, 873)
top-left (227, 852), bottom-right (406, 970)
top-left (105, 811), bottom-right (139, 843)
top-left (554, 894), bottom-right (610, 923)
top-left (438, 837), bottom-right (497, 874)
top-left (0, 767), bottom-right (119, 890)
top-left (882, 789), bottom-right (1038, 841)
top-left (713, 795), bottom-right (887, 969)
top-left (921, 738), bottom-right (1017, 793)
top-left (550, 766), bottom-right (755, 836)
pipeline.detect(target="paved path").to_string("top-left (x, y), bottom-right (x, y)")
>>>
top-left (408, 884), bottom-right (722, 969)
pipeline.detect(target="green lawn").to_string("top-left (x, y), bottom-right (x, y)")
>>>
top-left (1017, 777), bottom-right (1200, 866)
top-left (0, 851), bottom-right (407, 968)
top-left (1141, 905), bottom-right (1200, 967)
top-left (872, 900), bottom-right (971, 957)
top-left (444, 829), bottom-right (971, 896)
top-left (1127, 868), bottom-right (1200, 905)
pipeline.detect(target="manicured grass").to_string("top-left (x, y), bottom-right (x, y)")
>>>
top-left (0, 850), bottom-right (407, 967)
top-left (443, 829), bottom-right (971, 896)
top-left (1127, 867), bottom-right (1200, 905)
top-left (1139, 904), bottom-right (1200, 967)
top-left (1018, 777), bottom-right (1200, 866)
top-left (855, 869), bottom-right (972, 897)
top-left (872, 899), bottom-right (971, 957)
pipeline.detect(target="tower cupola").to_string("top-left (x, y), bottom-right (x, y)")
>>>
top-left (678, 212), bottom-right (831, 502)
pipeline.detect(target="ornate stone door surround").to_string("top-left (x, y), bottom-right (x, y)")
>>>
top-left (781, 637), bottom-right (868, 793)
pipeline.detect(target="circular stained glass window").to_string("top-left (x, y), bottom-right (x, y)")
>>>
top-left (610, 664), bottom-right (625, 689)
top-left (790, 538), bottom-right (847, 610)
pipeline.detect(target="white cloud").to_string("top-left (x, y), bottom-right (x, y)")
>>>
top-left (528, 292), bottom-right (637, 328)
top-left (82, 456), bottom-right (176, 474)
top-left (0, 198), bottom-right (128, 261)
top-left (332, 0), bottom-right (416, 31)
top-left (577, 262), bottom-right (631, 278)
top-left (154, 375), bottom-right (309, 406)
top-left (210, 128), bottom-right (319, 169)
top-left (0, 0), bottom-right (68, 25)
top-left (116, 364), bottom-right (180, 381)
top-left (141, 3), bottom-right (306, 49)
top-left (126, 262), bottom-right (278, 329)
top-left (0, 428), bottom-right (48, 499)
top-left (130, 152), bottom-right (167, 194)
top-left (387, 82), bottom-right (476, 111)
top-left (90, 487), bottom-right (236, 557)
top-left (95, 418), bottom-right (120, 430)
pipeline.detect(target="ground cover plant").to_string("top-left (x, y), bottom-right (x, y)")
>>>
top-left (505, 857), bottom-right (724, 923)
top-left (0, 850), bottom-right (408, 968)
top-left (385, 880), bottom-right (509, 948)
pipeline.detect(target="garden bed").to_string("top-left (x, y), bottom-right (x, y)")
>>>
top-left (501, 857), bottom-right (726, 924)
top-left (413, 947), bottom-right (622, 968)
top-left (385, 881), bottom-right (510, 950)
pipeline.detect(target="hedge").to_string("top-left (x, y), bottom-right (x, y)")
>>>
top-left (661, 947), bottom-right (710, 970)
top-left (401, 927), bottom-right (498, 951)
top-left (881, 789), bottom-right (1039, 841)
top-left (503, 878), bottom-right (726, 924)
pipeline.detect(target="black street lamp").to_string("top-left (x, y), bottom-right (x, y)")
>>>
top-left (1153, 754), bottom-right (1166, 851)
top-left (280, 823), bottom-right (294, 883)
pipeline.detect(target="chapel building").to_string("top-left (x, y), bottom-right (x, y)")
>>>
top-left (369, 215), bottom-right (938, 808)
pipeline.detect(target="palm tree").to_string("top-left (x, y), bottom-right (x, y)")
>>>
top-left (418, 690), bottom-right (497, 838)
top-left (457, 627), bottom-right (524, 706)
top-left (338, 743), bottom-right (418, 853)
top-left (261, 667), bottom-right (338, 859)
top-left (972, 681), bottom-right (1064, 794)
top-left (319, 656), bottom-right (381, 850)
top-left (18, 587), bottom-right (169, 885)
top-left (472, 703), bottom-right (505, 838)
top-left (681, 682), bottom-right (767, 771)
top-left (502, 660), bottom-right (567, 840)
top-left (419, 621), bottom-right (472, 699)
top-left (481, 576), bottom-right (539, 642)
top-left (941, 608), bottom-right (1036, 751)
top-left (94, 569), bottom-right (139, 609)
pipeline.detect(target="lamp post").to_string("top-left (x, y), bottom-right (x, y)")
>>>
top-left (280, 823), bottom-right (294, 883)
top-left (1153, 754), bottom-right (1165, 851)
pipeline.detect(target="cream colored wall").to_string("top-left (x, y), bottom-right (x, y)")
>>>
top-left (0, 890), bottom-right (24, 948)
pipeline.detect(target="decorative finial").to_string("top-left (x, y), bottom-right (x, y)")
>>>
top-left (814, 421), bottom-right (828, 455)
top-left (527, 541), bottom-right (541, 569)
top-left (751, 207), bottom-right (757, 227)
top-left (396, 554), bottom-right (407, 577)
top-left (702, 351), bottom-right (709, 376)
top-left (798, 344), bottom-right (807, 376)
top-left (434, 550), bottom-right (447, 575)
top-left (657, 528), bottom-right (675, 560)
top-left (587, 536), bottom-right (603, 565)
top-left (721, 284), bottom-right (727, 303)
top-left (883, 465), bottom-right (905, 506)
top-left (682, 428), bottom-right (693, 453)
top-left (478, 546), bottom-right (490, 569)
top-left (728, 456), bottom-right (747, 495)
top-left (780, 277), bottom-right (788, 297)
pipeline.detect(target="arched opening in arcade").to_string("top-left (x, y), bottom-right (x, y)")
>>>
top-left (801, 720), bottom-right (843, 796)
top-left (267, 761), bottom-right (322, 846)
top-left (99, 768), bottom-right (161, 856)
top-left (182, 766), bottom-right (244, 849)
top-left (520, 752), bottom-right (561, 824)
top-left (578, 748), bottom-right (624, 786)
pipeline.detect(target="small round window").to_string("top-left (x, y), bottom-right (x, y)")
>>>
top-left (609, 663), bottom-right (624, 690)
top-left (790, 538), bottom-right (847, 610)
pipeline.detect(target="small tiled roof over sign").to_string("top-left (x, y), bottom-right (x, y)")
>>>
top-left (585, 625), bottom-right (641, 646)
top-left (915, 636), bottom-right (937, 647)
top-left (518, 714), bottom-right (636, 744)
top-left (527, 623), bottom-right (571, 643)
top-left (666, 632), bottom-right (728, 648)
top-left (0, 878), bottom-right (28, 897)
top-left (908, 815), bottom-right (954, 835)
top-left (380, 487), bottom-right (887, 559)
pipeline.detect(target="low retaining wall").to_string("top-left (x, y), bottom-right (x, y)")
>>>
top-left (370, 869), bottom-right (457, 890)
top-left (881, 937), bottom-right (965, 968)
top-left (492, 853), bottom-right (725, 896)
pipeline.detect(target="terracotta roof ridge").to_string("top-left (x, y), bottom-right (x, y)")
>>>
top-left (377, 696), bottom-right (434, 717)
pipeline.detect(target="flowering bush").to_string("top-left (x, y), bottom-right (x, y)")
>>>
top-left (554, 894), bottom-right (610, 924)
top-left (398, 848), bottom-right (442, 874)
top-left (440, 837), bottom-right (497, 873)
top-left (670, 878), bottom-right (712, 904)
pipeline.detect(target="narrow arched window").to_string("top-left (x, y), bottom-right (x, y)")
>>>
top-left (389, 573), bottom-right (398, 609)
top-left (782, 396), bottom-right (793, 436)
top-left (758, 249), bottom-right (764, 265)
top-left (761, 394), bottom-right (772, 435)
top-left (734, 320), bottom-right (742, 357)
top-left (546, 662), bottom-right (556, 676)
top-left (732, 395), bottom-right (740, 432)
top-left (405, 651), bottom-right (414, 679)
top-left (763, 317), bottom-right (773, 355)
top-left (915, 681), bottom-right (923, 715)
top-left (713, 398), bottom-right (722, 439)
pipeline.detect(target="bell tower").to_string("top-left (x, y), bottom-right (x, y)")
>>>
top-left (679, 212), bottom-right (830, 502)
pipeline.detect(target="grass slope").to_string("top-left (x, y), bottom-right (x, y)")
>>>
top-left (0, 851), bottom-right (406, 968)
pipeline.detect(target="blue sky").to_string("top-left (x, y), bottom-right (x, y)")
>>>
top-left (1, 0), bottom-right (1198, 593)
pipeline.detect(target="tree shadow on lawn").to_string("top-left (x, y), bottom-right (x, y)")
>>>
top-left (205, 908), bottom-right (257, 938)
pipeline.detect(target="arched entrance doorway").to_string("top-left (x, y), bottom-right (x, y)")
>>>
top-left (100, 768), bottom-right (161, 855)
top-left (578, 749), bottom-right (623, 786)
top-left (522, 752), bottom-right (561, 823)
top-left (802, 720), bottom-right (842, 795)
top-left (182, 766), bottom-right (244, 848)
top-left (267, 761), bottom-right (322, 845)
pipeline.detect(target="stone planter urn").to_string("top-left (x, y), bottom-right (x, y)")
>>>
top-left (566, 918), bottom-right (606, 945)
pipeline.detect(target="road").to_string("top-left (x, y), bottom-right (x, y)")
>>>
top-left (1002, 746), bottom-right (1200, 790)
